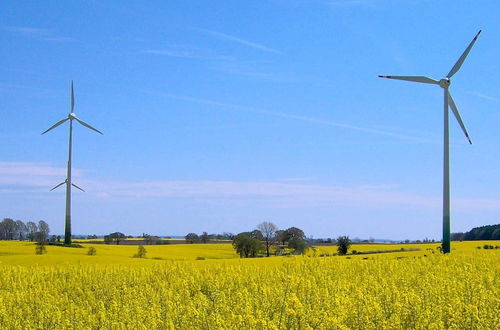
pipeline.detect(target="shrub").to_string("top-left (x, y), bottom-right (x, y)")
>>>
top-left (87, 247), bottom-right (97, 256)
top-left (133, 245), bottom-right (147, 258)
top-left (35, 244), bottom-right (46, 255)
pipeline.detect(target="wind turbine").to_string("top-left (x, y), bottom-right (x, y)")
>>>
top-left (42, 81), bottom-right (103, 245)
top-left (378, 30), bottom-right (481, 254)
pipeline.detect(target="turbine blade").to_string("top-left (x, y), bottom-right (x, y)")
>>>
top-left (447, 30), bottom-right (481, 78)
top-left (74, 117), bottom-right (103, 135)
top-left (448, 92), bottom-right (472, 144)
top-left (71, 80), bottom-right (75, 113)
top-left (50, 181), bottom-right (66, 191)
top-left (72, 183), bottom-right (85, 192)
top-left (378, 75), bottom-right (439, 85)
top-left (41, 118), bottom-right (69, 135)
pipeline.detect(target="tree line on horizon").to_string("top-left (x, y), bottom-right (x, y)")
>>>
top-left (451, 224), bottom-right (500, 241)
top-left (0, 218), bottom-right (50, 242)
top-left (3, 217), bottom-right (499, 247)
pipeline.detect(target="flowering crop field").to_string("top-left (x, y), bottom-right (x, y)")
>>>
top-left (0, 241), bottom-right (498, 329)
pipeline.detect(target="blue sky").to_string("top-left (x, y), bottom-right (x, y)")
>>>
top-left (1, 0), bottom-right (499, 239)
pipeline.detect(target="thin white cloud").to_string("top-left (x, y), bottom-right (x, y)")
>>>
top-left (93, 180), bottom-right (438, 210)
top-left (43, 36), bottom-right (73, 42)
top-left (4, 26), bottom-right (73, 42)
top-left (143, 48), bottom-right (233, 61)
top-left (0, 162), bottom-right (82, 187)
top-left (196, 28), bottom-right (284, 55)
top-left (144, 45), bottom-right (289, 81)
top-left (5, 26), bottom-right (50, 36)
top-left (469, 91), bottom-right (498, 102)
top-left (2, 162), bottom-right (499, 212)
top-left (145, 91), bottom-right (435, 143)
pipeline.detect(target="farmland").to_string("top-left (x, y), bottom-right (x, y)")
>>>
top-left (0, 241), bottom-right (498, 328)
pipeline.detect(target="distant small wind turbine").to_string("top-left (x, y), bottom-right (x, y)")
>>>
top-left (378, 30), bottom-right (481, 253)
top-left (42, 81), bottom-right (103, 245)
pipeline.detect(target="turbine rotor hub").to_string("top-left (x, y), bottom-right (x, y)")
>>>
top-left (69, 113), bottom-right (77, 120)
top-left (439, 78), bottom-right (451, 88)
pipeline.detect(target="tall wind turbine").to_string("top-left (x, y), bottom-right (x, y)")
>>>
top-left (42, 81), bottom-right (103, 245)
top-left (379, 30), bottom-right (481, 253)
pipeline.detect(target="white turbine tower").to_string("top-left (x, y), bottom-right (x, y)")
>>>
top-left (379, 30), bottom-right (481, 253)
top-left (42, 81), bottom-right (103, 245)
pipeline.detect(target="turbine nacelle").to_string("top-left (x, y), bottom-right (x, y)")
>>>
top-left (439, 78), bottom-right (451, 88)
top-left (42, 81), bottom-right (103, 135)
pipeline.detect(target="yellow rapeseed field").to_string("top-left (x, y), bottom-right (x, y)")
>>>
top-left (0, 241), bottom-right (498, 329)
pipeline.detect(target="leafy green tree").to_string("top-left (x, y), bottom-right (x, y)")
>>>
top-left (250, 229), bottom-right (263, 240)
top-left (200, 232), bottom-right (211, 243)
top-left (222, 232), bottom-right (234, 240)
top-left (283, 227), bottom-right (305, 243)
top-left (142, 234), bottom-right (159, 245)
top-left (337, 236), bottom-right (352, 255)
top-left (104, 232), bottom-right (126, 245)
top-left (275, 230), bottom-right (286, 245)
top-left (185, 233), bottom-right (199, 244)
top-left (288, 236), bottom-right (308, 254)
top-left (232, 233), bottom-right (263, 258)
top-left (275, 226), bottom-right (308, 253)
top-left (492, 228), bottom-right (500, 240)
